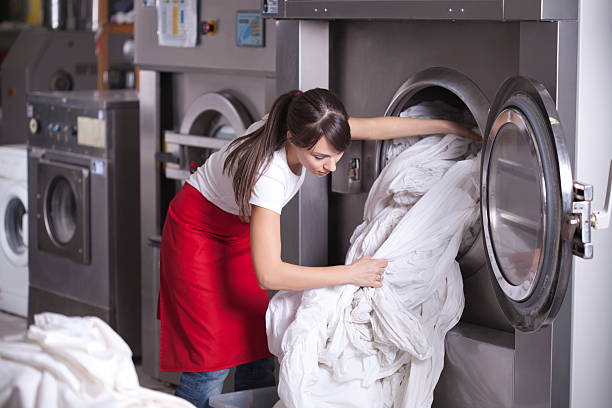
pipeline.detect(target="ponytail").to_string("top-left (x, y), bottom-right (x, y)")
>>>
top-left (223, 90), bottom-right (298, 221)
top-left (224, 88), bottom-right (350, 221)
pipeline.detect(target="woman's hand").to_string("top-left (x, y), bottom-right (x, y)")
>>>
top-left (348, 256), bottom-right (388, 288)
top-left (444, 121), bottom-right (481, 141)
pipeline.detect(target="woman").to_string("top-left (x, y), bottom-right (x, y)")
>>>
top-left (159, 88), bottom-right (478, 408)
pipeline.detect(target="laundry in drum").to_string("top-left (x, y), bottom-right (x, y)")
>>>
top-left (267, 101), bottom-right (481, 408)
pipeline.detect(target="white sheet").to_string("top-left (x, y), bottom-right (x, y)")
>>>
top-left (0, 313), bottom-right (194, 408)
top-left (267, 120), bottom-right (480, 407)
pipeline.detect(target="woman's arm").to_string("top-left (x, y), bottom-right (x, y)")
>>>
top-left (349, 116), bottom-right (480, 141)
top-left (250, 205), bottom-right (386, 291)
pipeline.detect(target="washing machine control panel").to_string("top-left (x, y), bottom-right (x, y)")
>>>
top-left (26, 102), bottom-right (108, 157)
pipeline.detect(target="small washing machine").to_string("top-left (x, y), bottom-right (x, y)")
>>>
top-left (0, 145), bottom-right (29, 317)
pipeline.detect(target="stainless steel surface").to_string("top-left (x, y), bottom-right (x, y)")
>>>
top-left (273, 0), bottom-right (504, 20)
top-left (276, 21), bottom-right (301, 265)
top-left (570, 182), bottom-right (594, 258)
top-left (165, 132), bottom-right (232, 149)
top-left (161, 92), bottom-right (252, 180)
top-left (433, 323), bottom-right (514, 408)
top-left (268, 0), bottom-right (577, 21)
top-left (135, 0), bottom-right (276, 74)
top-left (1, 29), bottom-right (130, 145)
top-left (481, 76), bottom-right (575, 333)
top-left (513, 20), bottom-right (576, 408)
top-left (139, 70), bottom-right (169, 381)
top-left (571, 1), bottom-right (612, 404)
top-left (282, 21), bottom-right (330, 267)
top-left (592, 161), bottom-right (612, 229)
top-left (27, 91), bottom-right (141, 356)
top-left (505, 0), bottom-right (578, 21)
top-left (43, 0), bottom-right (98, 31)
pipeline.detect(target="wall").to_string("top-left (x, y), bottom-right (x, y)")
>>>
top-left (571, 0), bottom-right (612, 405)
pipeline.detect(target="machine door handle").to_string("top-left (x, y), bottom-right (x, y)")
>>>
top-left (155, 152), bottom-right (180, 164)
top-left (591, 160), bottom-right (612, 230)
top-left (565, 160), bottom-right (612, 259)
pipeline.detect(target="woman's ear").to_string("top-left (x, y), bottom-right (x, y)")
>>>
top-left (286, 130), bottom-right (293, 141)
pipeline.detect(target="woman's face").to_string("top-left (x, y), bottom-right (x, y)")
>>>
top-left (293, 135), bottom-right (344, 177)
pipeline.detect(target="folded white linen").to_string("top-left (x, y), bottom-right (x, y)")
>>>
top-left (0, 312), bottom-right (194, 408)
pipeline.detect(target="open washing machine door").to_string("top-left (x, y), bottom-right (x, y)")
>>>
top-left (159, 92), bottom-right (253, 180)
top-left (0, 181), bottom-right (28, 316)
top-left (480, 76), bottom-right (611, 332)
top-left (0, 183), bottom-right (28, 267)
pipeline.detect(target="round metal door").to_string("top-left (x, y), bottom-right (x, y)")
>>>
top-left (481, 76), bottom-right (574, 332)
top-left (379, 67), bottom-right (490, 275)
top-left (162, 92), bottom-right (253, 180)
top-left (37, 159), bottom-right (90, 265)
top-left (180, 92), bottom-right (251, 140)
top-left (0, 183), bottom-right (28, 267)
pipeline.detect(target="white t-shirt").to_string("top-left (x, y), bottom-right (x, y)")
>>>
top-left (186, 118), bottom-right (306, 216)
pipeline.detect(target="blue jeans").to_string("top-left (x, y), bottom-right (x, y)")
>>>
top-left (175, 356), bottom-right (276, 408)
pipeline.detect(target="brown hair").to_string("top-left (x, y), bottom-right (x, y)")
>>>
top-left (223, 88), bottom-right (350, 220)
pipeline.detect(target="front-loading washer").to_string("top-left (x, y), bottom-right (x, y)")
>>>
top-left (0, 145), bottom-right (28, 317)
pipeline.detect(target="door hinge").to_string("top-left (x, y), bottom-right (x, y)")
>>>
top-left (564, 160), bottom-right (612, 259)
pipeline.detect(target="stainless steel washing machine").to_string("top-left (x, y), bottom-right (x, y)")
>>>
top-left (26, 90), bottom-right (141, 356)
top-left (270, 1), bottom-right (612, 406)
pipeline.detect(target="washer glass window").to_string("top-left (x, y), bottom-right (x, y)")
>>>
top-left (212, 124), bottom-right (237, 141)
top-left (46, 177), bottom-right (77, 245)
top-left (487, 109), bottom-right (545, 301)
top-left (5, 197), bottom-right (27, 255)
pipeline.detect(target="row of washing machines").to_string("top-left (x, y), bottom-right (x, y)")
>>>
top-left (0, 90), bottom-right (142, 358)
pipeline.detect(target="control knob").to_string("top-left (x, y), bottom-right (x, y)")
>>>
top-left (28, 117), bottom-right (39, 134)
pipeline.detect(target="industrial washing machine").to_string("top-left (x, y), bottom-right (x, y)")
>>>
top-left (135, 0), bottom-right (277, 382)
top-left (0, 145), bottom-right (28, 317)
top-left (268, 0), bottom-right (612, 406)
top-left (26, 90), bottom-right (141, 356)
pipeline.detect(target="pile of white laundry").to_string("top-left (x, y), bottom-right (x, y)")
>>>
top-left (267, 102), bottom-right (481, 408)
top-left (0, 313), bottom-right (194, 408)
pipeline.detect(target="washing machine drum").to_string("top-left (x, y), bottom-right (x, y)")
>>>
top-left (0, 183), bottom-right (28, 267)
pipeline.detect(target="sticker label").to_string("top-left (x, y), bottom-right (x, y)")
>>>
top-left (157, 0), bottom-right (197, 47)
top-left (92, 160), bottom-right (106, 176)
top-left (142, 0), bottom-right (155, 8)
top-left (262, 0), bottom-right (278, 16)
top-left (77, 116), bottom-right (106, 149)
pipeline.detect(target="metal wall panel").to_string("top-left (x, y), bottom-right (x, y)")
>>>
top-left (572, 0), bottom-right (612, 405)
top-left (270, 0), bottom-right (577, 21)
top-left (275, 0), bottom-right (503, 20)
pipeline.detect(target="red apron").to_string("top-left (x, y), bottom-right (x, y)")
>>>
top-left (158, 183), bottom-right (271, 372)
